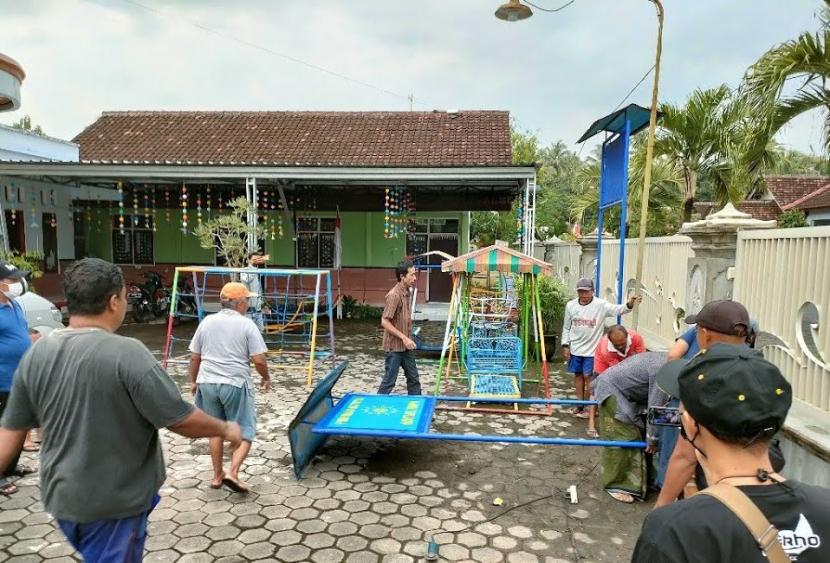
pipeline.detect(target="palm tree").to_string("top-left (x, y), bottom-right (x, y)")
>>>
top-left (572, 141), bottom-right (684, 236)
top-left (744, 0), bottom-right (830, 153)
top-left (652, 86), bottom-right (739, 221)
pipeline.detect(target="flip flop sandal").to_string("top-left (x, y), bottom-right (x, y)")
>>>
top-left (606, 490), bottom-right (635, 504)
top-left (0, 480), bottom-right (17, 497)
top-left (586, 429), bottom-right (599, 438)
top-left (222, 477), bottom-right (249, 494)
top-left (574, 411), bottom-right (590, 419)
top-left (22, 444), bottom-right (40, 452)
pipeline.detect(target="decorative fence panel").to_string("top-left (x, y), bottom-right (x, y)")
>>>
top-left (733, 227), bottom-right (830, 412)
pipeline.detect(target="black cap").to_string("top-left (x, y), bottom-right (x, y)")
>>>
top-left (656, 343), bottom-right (792, 438)
top-left (0, 260), bottom-right (29, 281)
top-left (684, 300), bottom-right (750, 336)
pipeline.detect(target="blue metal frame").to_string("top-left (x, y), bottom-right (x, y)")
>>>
top-left (595, 119), bottom-right (631, 321)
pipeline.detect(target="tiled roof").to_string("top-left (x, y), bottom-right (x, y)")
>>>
top-left (72, 110), bottom-right (513, 167)
top-left (783, 183), bottom-right (830, 211)
top-left (763, 175), bottom-right (830, 208)
top-left (695, 200), bottom-right (783, 222)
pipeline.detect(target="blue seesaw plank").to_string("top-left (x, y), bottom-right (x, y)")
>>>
top-left (316, 393), bottom-right (435, 435)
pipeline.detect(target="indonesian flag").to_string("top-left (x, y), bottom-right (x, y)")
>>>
top-left (334, 207), bottom-right (342, 270)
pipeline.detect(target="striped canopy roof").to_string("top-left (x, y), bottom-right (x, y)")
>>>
top-left (441, 245), bottom-right (552, 275)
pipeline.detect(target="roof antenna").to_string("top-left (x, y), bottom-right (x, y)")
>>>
top-left (408, 93), bottom-right (414, 111)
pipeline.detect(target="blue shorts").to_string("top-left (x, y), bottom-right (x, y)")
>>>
top-left (567, 355), bottom-right (594, 375)
top-left (58, 495), bottom-right (160, 563)
top-left (196, 383), bottom-right (257, 441)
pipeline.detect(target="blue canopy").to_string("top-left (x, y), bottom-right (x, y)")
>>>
top-left (577, 104), bottom-right (662, 143)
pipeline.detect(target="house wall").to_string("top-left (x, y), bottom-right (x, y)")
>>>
top-left (33, 208), bottom-right (469, 303)
top-left (0, 125), bottom-right (79, 162)
top-left (1, 176), bottom-right (117, 261)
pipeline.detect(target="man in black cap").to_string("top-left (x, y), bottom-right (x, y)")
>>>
top-left (654, 299), bottom-right (758, 508)
top-left (633, 344), bottom-right (830, 562)
top-left (0, 260), bottom-right (37, 496)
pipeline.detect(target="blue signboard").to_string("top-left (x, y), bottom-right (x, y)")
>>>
top-left (316, 394), bottom-right (435, 435)
top-left (599, 130), bottom-right (629, 210)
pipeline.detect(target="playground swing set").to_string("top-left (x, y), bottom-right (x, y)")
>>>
top-left (432, 245), bottom-right (554, 414)
top-left (162, 266), bottom-right (337, 387)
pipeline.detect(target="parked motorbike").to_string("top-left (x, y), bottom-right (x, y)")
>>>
top-left (127, 271), bottom-right (170, 323)
top-left (172, 275), bottom-right (198, 326)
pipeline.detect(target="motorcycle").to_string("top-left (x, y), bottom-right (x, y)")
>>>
top-left (127, 271), bottom-right (170, 323)
top-left (172, 275), bottom-right (198, 326)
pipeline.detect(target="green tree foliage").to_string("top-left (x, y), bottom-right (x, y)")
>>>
top-left (777, 209), bottom-right (810, 228)
top-left (194, 196), bottom-right (267, 268)
top-left (10, 115), bottom-right (45, 136)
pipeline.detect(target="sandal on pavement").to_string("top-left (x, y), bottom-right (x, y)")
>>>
top-left (23, 444), bottom-right (39, 452)
top-left (586, 429), bottom-right (599, 438)
top-left (574, 411), bottom-right (590, 419)
top-left (0, 480), bottom-right (17, 497)
top-left (606, 490), bottom-right (635, 504)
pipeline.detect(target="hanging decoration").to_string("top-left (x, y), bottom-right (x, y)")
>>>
top-left (95, 193), bottom-right (102, 233)
top-left (196, 189), bottom-right (202, 227)
top-left (164, 188), bottom-right (171, 225)
top-left (133, 185), bottom-right (140, 226)
top-left (143, 184), bottom-right (150, 228)
top-left (516, 198), bottom-right (524, 238)
top-left (181, 184), bottom-right (188, 234)
top-left (117, 181), bottom-right (125, 235)
top-left (218, 186), bottom-right (223, 211)
top-left (30, 187), bottom-right (39, 228)
top-left (206, 186), bottom-right (212, 219)
top-left (270, 190), bottom-right (282, 240)
top-left (277, 197), bottom-right (284, 238)
top-left (151, 186), bottom-right (157, 232)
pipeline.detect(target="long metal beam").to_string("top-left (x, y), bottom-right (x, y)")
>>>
top-left (0, 162), bottom-right (537, 182)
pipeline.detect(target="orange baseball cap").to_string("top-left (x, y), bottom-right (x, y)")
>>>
top-left (220, 282), bottom-right (256, 300)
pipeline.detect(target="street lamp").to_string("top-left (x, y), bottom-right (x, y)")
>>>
top-left (495, 0), bottom-right (665, 329)
top-left (494, 0), bottom-right (533, 22)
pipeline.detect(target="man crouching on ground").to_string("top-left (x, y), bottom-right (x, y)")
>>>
top-left (0, 258), bottom-right (241, 562)
top-left (190, 282), bottom-right (271, 493)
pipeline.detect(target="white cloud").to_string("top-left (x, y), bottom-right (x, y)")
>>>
top-left (0, 0), bottom-right (823, 153)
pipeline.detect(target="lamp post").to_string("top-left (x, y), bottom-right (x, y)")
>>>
top-left (495, 0), bottom-right (664, 329)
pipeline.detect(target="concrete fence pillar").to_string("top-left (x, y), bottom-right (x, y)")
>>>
top-left (679, 203), bottom-right (776, 316)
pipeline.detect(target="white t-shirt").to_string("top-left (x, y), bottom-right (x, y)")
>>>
top-left (189, 309), bottom-right (267, 388)
top-left (239, 267), bottom-right (262, 309)
top-left (561, 297), bottom-right (632, 357)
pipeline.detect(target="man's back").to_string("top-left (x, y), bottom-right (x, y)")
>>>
top-left (190, 310), bottom-right (267, 387)
top-left (2, 329), bottom-right (194, 523)
top-left (633, 482), bottom-right (830, 562)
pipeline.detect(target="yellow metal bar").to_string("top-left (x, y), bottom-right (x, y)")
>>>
top-left (307, 272), bottom-right (323, 388)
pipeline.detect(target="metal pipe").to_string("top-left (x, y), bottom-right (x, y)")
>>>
top-left (313, 427), bottom-right (646, 449)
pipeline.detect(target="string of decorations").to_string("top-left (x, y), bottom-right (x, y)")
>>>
top-left (384, 186), bottom-right (414, 238)
top-left (196, 190), bottom-right (202, 227)
top-left (30, 186), bottom-right (39, 228)
top-left (151, 187), bottom-right (157, 232)
top-left (181, 183), bottom-right (188, 234)
top-left (516, 199), bottom-right (525, 238)
top-left (8, 183), bottom-right (16, 226)
top-left (133, 185), bottom-right (140, 226)
top-left (206, 186), bottom-right (212, 220)
top-left (117, 181), bottom-right (125, 235)
top-left (164, 188), bottom-right (171, 225)
top-left (143, 184), bottom-right (150, 229)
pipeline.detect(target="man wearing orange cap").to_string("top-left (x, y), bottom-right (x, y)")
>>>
top-left (189, 282), bottom-right (271, 493)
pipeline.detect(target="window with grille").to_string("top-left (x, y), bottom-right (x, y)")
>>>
top-left (111, 215), bottom-right (154, 265)
top-left (296, 217), bottom-right (335, 268)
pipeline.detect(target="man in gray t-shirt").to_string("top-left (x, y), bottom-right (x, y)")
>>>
top-left (190, 281), bottom-right (270, 494)
top-left (0, 259), bottom-right (241, 562)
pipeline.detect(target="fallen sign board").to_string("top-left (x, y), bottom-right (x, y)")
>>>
top-left (288, 363), bottom-right (647, 479)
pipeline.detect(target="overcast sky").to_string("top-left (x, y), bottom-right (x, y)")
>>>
top-left (0, 0), bottom-right (824, 155)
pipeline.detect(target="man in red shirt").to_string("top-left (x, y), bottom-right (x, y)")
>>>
top-left (587, 325), bottom-right (646, 436)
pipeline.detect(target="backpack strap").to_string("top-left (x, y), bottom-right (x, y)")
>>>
top-left (698, 483), bottom-right (789, 563)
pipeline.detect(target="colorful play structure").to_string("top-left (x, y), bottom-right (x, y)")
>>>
top-left (288, 361), bottom-right (646, 478)
top-left (162, 266), bottom-right (336, 387)
top-left (433, 245), bottom-right (554, 413)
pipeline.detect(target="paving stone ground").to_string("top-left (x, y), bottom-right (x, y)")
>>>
top-left (0, 320), bottom-right (653, 562)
